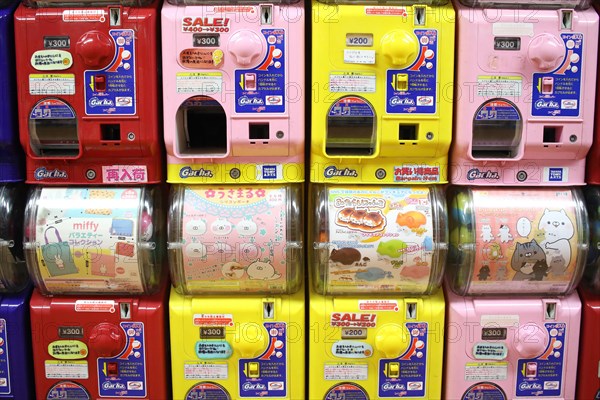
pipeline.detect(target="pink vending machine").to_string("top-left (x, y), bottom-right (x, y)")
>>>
top-left (161, 0), bottom-right (304, 184)
top-left (445, 187), bottom-right (588, 399)
top-left (451, 0), bottom-right (598, 186)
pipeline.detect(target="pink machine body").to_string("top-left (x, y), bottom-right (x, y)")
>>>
top-left (445, 289), bottom-right (582, 399)
top-left (451, 3), bottom-right (598, 185)
top-left (161, 1), bottom-right (304, 183)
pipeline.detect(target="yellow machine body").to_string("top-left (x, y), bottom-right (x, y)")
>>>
top-left (311, 2), bottom-right (455, 184)
top-left (169, 287), bottom-right (305, 399)
top-left (309, 286), bottom-right (445, 399)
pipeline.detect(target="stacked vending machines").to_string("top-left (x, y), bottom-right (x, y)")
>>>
top-left (0, 3), bottom-right (35, 398)
top-left (308, 0), bottom-right (455, 397)
top-left (579, 188), bottom-right (600, 399)
top-left (162, 0), bottom-right (306, 397)
top-left (13, 0), bottom-right (169, 397)
top-left (446, 0), bottom-right (597, 398)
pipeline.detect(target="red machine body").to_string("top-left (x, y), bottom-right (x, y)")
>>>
top-left (578, 284), bottom-right (600, 399)
top-left (13, 1), bottom-right (162, 185)
top-left (30, 282), bottom-right (168, 399)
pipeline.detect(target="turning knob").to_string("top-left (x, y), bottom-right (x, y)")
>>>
top-left (515, 324), bottom-right (548, 359)
top-left (89, 323), bottom-right (125, 357)
top-left (528, 34), bottom-right (565, 71)
top-left (375, 325), bottom-right (408, 359)
top-left (235, 323), bottom-right (268, 358)
top-left (381, 30), bottom-right (419, 68)
top-left (228, 30), bottom-right (264, 67)
top-left (77, 31), bottom-right (115, 69)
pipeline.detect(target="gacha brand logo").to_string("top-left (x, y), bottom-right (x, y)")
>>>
top-left (102, 382), bottom-right (126, 390)
top-left (519, 382), bottom-right (543, 390)
top-left (238, 96), bottom-right (264, 106)
top-left (89, 97), bottom-right (115, 108)
top-left (179, 166), bottom-right (214, 178)
top-left (324, 166), bottom-right (359, 178)
top-left (535, 100), bottom-right (559, 109)
top-left (382, 383), bottom-right (405, 391)
top-left (390, 96), bottom-right (415, 106)
top-left (34, 167), bottom-right (68, 180)
top-left (243, 383), bottom-right (266, 391)
top-left (467, 168), bottom-right (500, 180)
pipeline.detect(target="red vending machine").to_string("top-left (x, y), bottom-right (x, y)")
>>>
top-left (24, 187), bottom-right (169, 399)
top-left (13, 0), bottom-right (162, 185)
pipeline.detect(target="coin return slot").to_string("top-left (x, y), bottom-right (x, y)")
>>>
top-left (387, 362), bottom-right (400, 378)
top-left (101, 124), bottom-right (121, 141)
top-left (543, 126), bottom-right (562, 145)
top-left (414, 6), bottom-right (426, 26)
top-left (263, 302), bottom-right (274, 319)
top-left (399, 124), bottom-right (418, 144)
top-left (120, 303), bottom-right (131, 319)
top-left (250, 123), bottom-right (270, 144)
top-left (394, 74), bottom-right (409, 91)
top-left (561, 10), bottom-right (573, 30)
top-left (406, 302), bottom-right (417, 319)
top-left (541, 77), bottom-right (554, 94)
top-left (107, 362), bottom-right (119, 377)
top-left (29, 105), bottom-right (79, 157)
top-left (545, 302), bottom-right (557, 320)
top-left (261, 5), bottom-right (273, 25)
top-left (94, 75), bottom-right (107, 92)
top-left (247, 362), bottom-right (260, 378)
top-left (177, 98), bottom-right (227, 156)
top-left (110, 8), bottom-right (121, 27)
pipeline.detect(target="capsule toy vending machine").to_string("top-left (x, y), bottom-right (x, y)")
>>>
top-left (13, 0), bottom-right (162, 185)
top-left (451, 0), bottom-right (598, 186)
top-left (577, 187), bottom-right (600, 399)
top-left (309, 0), bottom-right (454, 397)
top-left (168, 185), bottom-right (304, 399)
top-left (163, 0), bottom-right (305, 396)
top-left (445, 187), bottom-right (588, 399)
top-left (0, 0), bottom-right (23, 183)
top-left (0, 185), bottom-right (35, 400)
top-left (161, 0), bottom-right (304, 184)
top-left (23, 187), bottom-right (169, 399)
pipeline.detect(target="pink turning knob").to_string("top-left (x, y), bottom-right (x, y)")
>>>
top-left (228, 30), bottom-right (264, 67)
top-left (77, 32), bottom-right (115, 69)
top-left (89, 323), bottom-right (125, 357)
top-left (514, 324), bottom-right (548, 359)
top-left (528, 34), bottom-right (565, 71)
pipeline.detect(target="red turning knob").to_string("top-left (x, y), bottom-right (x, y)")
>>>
top-left (89, 323), bottom-right (125, 357)
top-left (77, 31), bottom-right (115, 69)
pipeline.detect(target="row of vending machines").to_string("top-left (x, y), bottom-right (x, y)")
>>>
top-left (1, 0), bottom-right (600, 398)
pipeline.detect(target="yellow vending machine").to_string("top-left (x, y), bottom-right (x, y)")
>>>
top-left (309, 185), bottom-right (447, 399)
top-left (309, 0), bottom-right (454, 396)
top-left (311, 0), bottom-right (455, 185)
top-left (168, 185), bottom-right (305, 399)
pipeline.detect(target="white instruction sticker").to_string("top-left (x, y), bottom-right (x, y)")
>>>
top-left (324, 363), bottom-right (368, 381)
top-left (177, 72), bottom-right (222, 94)
top-left (344, 50), bottom-right (376, 65)
top-left (45, 360), bottom-right (89, 379)
top-left (477, 76), bottom-right (522, 97)
top-left (29, 74), bottom-right (75, 96)
top-left (330, 72), bottom-right (376, 93)
top-left (184, 362), bottom-right (228, 380)
top-left (465, 362), bottom-right (508, 381)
